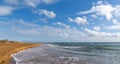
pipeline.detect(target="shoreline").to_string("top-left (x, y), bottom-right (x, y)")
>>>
top-left (10, 44), bottom-right (41, 64)
top-left (10, 58), bottom-right (16, 64)
top-left (0, 40), bottom-right (41, 64)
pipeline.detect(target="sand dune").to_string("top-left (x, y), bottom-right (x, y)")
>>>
top-left (0, 40), bottom-right (40, 64)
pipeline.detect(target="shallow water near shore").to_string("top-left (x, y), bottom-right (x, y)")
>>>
top-left (12, 42), bottom-right (120, 64)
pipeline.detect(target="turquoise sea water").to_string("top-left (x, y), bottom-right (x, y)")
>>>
top-left (12, 42), bottom-right (120, 64)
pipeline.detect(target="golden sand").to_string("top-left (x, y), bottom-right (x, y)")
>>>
top-left (0, 40), bottom-right (41, 64)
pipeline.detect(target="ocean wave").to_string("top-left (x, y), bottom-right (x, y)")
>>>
top-left (11, 43), bottom-right (120, 64)
top-left (63, 46), bottom-right (82, 49)
top-left (45, 44), bottom-right (58, 47)
top-left (44, 44), bottom-right (82, 49)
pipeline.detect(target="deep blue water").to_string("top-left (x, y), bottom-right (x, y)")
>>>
top-left (12, 42), bottom-right (120, 64)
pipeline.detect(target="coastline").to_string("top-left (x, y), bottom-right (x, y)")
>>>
top-left (10, 58), bottom-right (16, 64)
top-left (0, 40), bottom-right (41, 64)
top-left (7, 42), bottom-right (120, 64)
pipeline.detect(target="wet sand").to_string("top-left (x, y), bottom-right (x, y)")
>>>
top-left (10, 58), bottom-right (16, 64)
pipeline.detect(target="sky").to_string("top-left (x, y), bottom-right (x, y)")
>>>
top-left (0, 0), bottom-right (120, 42)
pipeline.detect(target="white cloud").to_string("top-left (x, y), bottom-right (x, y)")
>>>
top-left (84, 28), bottom-right (120, 38)
top-left (3, 0), bottom-right (59, 8)
top-left (24, 0), bottom-right (59, 7)
top-left (112, 19), bottom-right (119, 24)
top-left (91, 14), bottom-right (97, 18)
top-left (35, 9), bottom-right (56, 18)
top-left (106, 19), bottom-right (120, 30)
top-left (77, 1), bottom-right (120, 21)
top-left (0, 19), bottom-right (85, 41)
top-left (68, 17), bottom-right (88, 25)
top-left (59, 33), bottom-right (69, 38)
top-left (106, 24), bottom-right (120, 30)
top-left (113, 5), bottom-right (120, 17)
top-left (24, 0), bottom-right (41, 7)
top-left (14, 25), bottom-right (84, 40)
top-left (78, 3), bottom-right (114, 20)
top-left (41, 0), bottom-right (59, 4)
top-left (1, 18), bottom-right (120, 42)
top-left (0, 6), bottom-right (14, 16)
top-left (93, 26), bottom-right (101, 31)
top-left (95, 4), bottom-right (114, 20)
top-left (53, 22), bottom-right (70, 28)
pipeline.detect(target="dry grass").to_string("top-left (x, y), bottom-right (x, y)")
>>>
top-left (0, 40), bottom-right (41, 64)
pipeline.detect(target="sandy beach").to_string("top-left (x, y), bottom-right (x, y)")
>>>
top-left (0, 40), bottom-right (40, 64)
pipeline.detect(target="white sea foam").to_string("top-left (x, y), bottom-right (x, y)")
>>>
top-left (63, 46), bottom-right (82, 49)
top-left (11, 43), bottom-right (120, 64)
top-left (45, 44), bottom-right (58, 47)
top-left (12, 46), bottom-right (45, 62)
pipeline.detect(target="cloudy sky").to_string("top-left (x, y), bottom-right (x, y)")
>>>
top-left (0, 0), bottom-right (120, 42)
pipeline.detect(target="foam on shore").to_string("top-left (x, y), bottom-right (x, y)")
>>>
top-left (11, 44), bottom-right (98, 64)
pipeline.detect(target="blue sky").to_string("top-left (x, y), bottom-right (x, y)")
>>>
top-left (0, 0), bottom-right (120, 42)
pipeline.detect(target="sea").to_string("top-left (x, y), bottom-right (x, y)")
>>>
top-left (11, 42), bottom-right (120, 64)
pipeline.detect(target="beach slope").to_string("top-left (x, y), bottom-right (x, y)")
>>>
top-left (0, 40), bottom-right (40, 64)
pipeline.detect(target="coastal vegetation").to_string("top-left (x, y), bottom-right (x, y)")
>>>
top-left (0, 40), bottom-right (40, 64)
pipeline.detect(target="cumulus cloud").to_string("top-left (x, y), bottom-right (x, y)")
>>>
top-left (78, 3), bottom-right (113, 20)
top-left (105, 19), bottom-right (120, 30)
top-left (59, 33), bottom-right (69, 38)
top-left (20, 26), bottom-right (84, 41)
top-left (24, 0), bottom-right (59, 7)
top-left (84, 28), bottom-right (120, 38)
top-left (112, 19), bottom-right (119, 24)
top-left (0, 6), bottom-right (14, 16)
top-left (113, 5), bottom-right (120, 17)
top-left (13, 25), bottom-right (83, 41)
top-left (93, 26), bottom-right (101, 31)
top-left (53, 22), bottom-right (70, 28)
top-left (68, 17), bottom-right (88, 25)
top-left (35, 9), bottom-right (56, 18)
top-left (0, 19), bottom-right (85, 41)
top-left (91, 14), bottom-right (97, 18)
top-left (106, 24), bottom-right (120, 30)
top-left (1, 19), bottom-right (120, 42)
top-left (24, 0), bottom-right (41, 7)
top-left (78, 1), bottom-right (120, 21)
